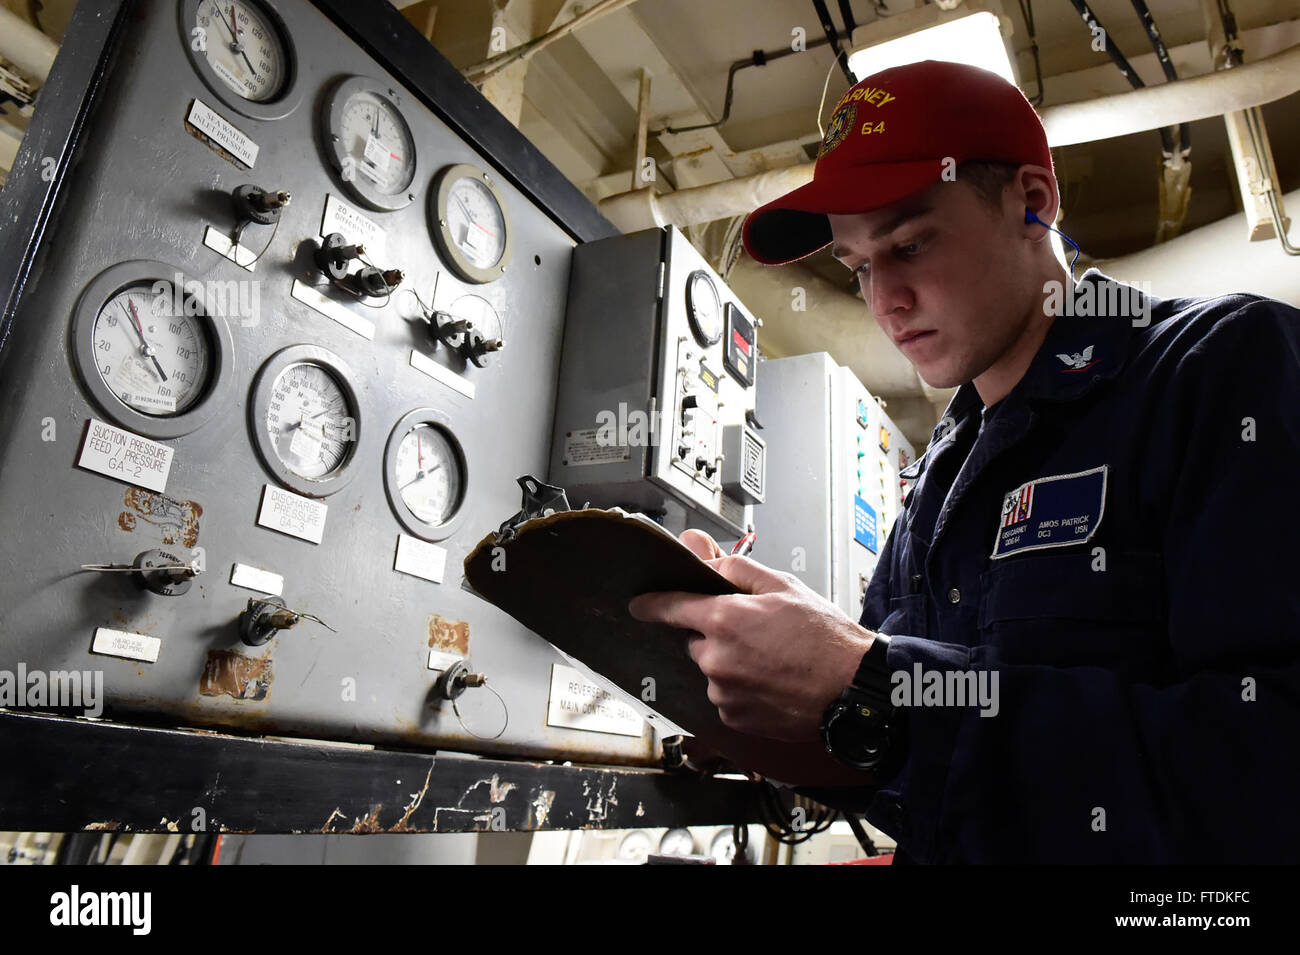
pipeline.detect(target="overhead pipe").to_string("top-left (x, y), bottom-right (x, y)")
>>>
top-left (597, 41), bottom-right (1300, 233)
top-left (1040, 41), bottom-right (1300, 146)
top-left (462, 0), bottom-right (639, 84)
top-left (1094, 186), bottom-right (1300, 304)
top-left (0, 7), bottom-right (59, 82)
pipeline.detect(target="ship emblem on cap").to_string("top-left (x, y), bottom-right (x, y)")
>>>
top-left (819, 101), bottom-right (856, 157)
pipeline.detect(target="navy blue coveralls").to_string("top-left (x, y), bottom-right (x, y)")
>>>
top-left (803, 269), bottom-right (1300, 863)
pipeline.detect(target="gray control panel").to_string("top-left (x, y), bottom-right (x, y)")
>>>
top-left (549, 226), bottom-right (766, 541)
top-left (751, 353), bottom-right (914, 620)
top-left (0, 0), bottom-right (658, 765)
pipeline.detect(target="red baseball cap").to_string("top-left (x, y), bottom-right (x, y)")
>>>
top-left (742, 59), bottom-right (1052, 266)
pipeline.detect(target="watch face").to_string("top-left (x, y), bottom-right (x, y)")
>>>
top-left (825, 701), bottom-right (889, 770)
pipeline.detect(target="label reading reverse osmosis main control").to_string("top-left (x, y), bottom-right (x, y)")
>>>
top-left (546, 664), bottom-right (646, 737)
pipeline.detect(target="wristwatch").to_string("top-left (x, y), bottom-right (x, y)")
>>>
top-left (820, 634), bottom-right (896, 771)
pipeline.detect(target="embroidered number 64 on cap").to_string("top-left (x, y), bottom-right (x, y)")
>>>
top-left (991, 466), bottom-right (1108, 559)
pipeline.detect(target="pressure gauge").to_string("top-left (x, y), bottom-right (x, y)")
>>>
top-left (685, 270), bottom-right (722, 346)
top-left (395, 426), bottom-right (462, 524)
top-left (383, 409), bottom-right (468, 541)
top-left (92, 286), bottom-right (211, 417)
top-left (430, 163), bottom-right (513, 284)
top-left (321, 76), bottom-right (417, 212)
top-left (195, 0), bottom-right (285, 101)
top-left (265, 363), bottom-right (352, 478)
top-left (180, 0), bottom-right (300, 121)
top-left (71, 261), bottom-right (236, 439)
top-left (617, 831), bottom-right (653, 862)
top-left (658, 828), bottom-right (696, 856)
top-left (250, 345), bottom-right (363, 496)
top-left (709, 827), bottom-right (754, 865)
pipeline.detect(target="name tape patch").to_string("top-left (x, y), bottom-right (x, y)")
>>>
top-left (991, 465), bottom-right (1107, 559)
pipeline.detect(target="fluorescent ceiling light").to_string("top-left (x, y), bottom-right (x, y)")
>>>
top-left (847, 10), bottom-right (1016, 84)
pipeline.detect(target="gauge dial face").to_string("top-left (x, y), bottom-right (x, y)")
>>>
top-left (339, 90), bottom-right (416, 195)
top-left (709, 828), bottom-right (751, 865)
top-left (264, 362), bottom-right (353, 478)
top-left (617, 831), bottom-right (652, 862)
top-left (686, 271), bottom-right (723, 346)
top-left (658, 828), bottom-right (695, 856)
top-left (91, 285), bottom-right (211, 417)
top-left (195, 0), bottom-right (287, 102)
top-left (394, 424), bottom-right (463, 526)
top-left (446, 176), bottom-right (507, 269)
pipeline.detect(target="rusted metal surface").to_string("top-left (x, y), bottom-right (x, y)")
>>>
top-left (427, 614), bottom-right (470, 655)
top-left (199, 650), bottom-right (274, 702)
top-left (118, 488), bottom-right (202, 548)
top-left (0, 711), bottom-right (763, 833)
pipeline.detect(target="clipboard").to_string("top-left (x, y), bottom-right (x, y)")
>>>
top-left (462, 477), bottom-right (877, 786)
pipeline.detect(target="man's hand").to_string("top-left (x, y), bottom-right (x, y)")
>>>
top-left (628, 530), bottom-right (877, 742)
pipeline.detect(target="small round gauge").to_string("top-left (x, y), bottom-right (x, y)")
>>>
top-left (322, 76), bottom-right (417, 212)
top-left (431, 163), bottom-right (513, 284)
top-left (685, 270), bottom-right (723, 346)
top-left (709, 827), bottom-right (755, 865)
top-left (383, 409), bottom-right (468, 541)
top-left (180, 0), bottom-right (300, 121)
top-left (250, 345), bottom-right (363, 496)
top-left (71, 261), bottom-right (236, 440)
top-left (658, 828), bottom-right (696, 856)
top-left (395, 425), bottom-right (463, 525)
top-left (617, 830), bottom-right (653, 862)
top-left (194, 0), bottom-right (287, 102)
top-left (91, 285), bottom-right (212, 417)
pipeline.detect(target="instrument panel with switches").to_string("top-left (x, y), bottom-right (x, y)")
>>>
top-left (0, 0), bottom-right (660, 765)
top-left (548, 226), bottom-right (765, 542)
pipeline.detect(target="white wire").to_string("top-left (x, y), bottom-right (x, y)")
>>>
top-left (815, 50), bottom-right (842, 138)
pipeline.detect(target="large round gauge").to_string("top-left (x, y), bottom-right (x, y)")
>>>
top-left (92, 287), bottom-right (211, 417)
top-left (71, 261), bottom-right (236, 439)
top-left (383, 409), bottom-right (468, 541)
top-left (180, 0), bottom-right (300, 121)
top-left (430, 163), bottom-right (513, 284)
top-left (321, 76), bottom-right (417, 212)
top-left (250, 345), bottom-right (363, 496)
top-left (685, 270), bottom-right (723, 346)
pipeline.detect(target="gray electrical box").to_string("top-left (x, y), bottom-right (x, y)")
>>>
top-left (750, 353), bottom-right (914, 620)
top-left (0, 0), bottom-right (660, 766)
top-left (549, 226), bottom-right (765, 541)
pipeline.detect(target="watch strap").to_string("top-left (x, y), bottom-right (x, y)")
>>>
top-left (850, 633), bottom-right (893, 716)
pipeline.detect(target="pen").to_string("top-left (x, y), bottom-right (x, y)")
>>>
top-left (731, 531), bottom-right (756, 557)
